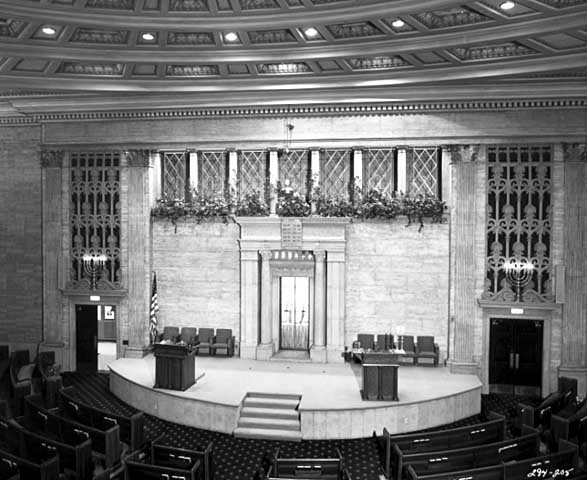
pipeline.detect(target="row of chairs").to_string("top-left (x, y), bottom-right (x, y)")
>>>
top-left (159, 326), bottom-right (236, 357)
top-left (354, 334), bottom-right (440, 366)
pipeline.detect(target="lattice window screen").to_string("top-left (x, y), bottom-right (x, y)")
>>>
top-left (364, 148), bottom-right (395, 196)
top-left (69, 152), bottom-right (121, 290)
top-left (239, 150), bottom-right (268, 200)
top-left (162, 152), bottom-right (188, 200)
top-left (199, 151), bottom-right (227, 195)
top-left (409, 148), bottom-right (439, 197)
top-left (483, 145), bottom-right (552, 303)
top-left (320, 149), bottom-right (351, 198)
top-left (279, 149), bottom-right (310, 196)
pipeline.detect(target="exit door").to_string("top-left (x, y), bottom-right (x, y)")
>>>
top-left (489, 318), bottom-right (543, 396)
top-left (76, 304), bottom-right (98, 373)
top-left (280, 277), bottom-right (310, 350)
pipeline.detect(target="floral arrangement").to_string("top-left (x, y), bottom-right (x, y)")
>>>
top-left (152, 185), bottom-right (446, 232)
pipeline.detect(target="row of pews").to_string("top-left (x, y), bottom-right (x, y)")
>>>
top-left (0, 385), bottom-right (215, 480)
top-left (374, 406), bottom-right (587, 480)
top-left (257, 448), bottom-right (352, 480)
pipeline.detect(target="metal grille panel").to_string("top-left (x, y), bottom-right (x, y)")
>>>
top-left (162, 152), bottom-right (187, 200)
top-left (239, 150), bottom-right (267, 200)
top-left (69, 151), bottom-right (121, 290)
top-left (279, 149), bottom-right (309, 196)
top-left (483, 145), bottom-right (552, 303)
top-left (199, 151), bottom-right (226, 195)
top-left (410, 148), bottom-right (438, 196)
top-left (320, 149), bottom-right (351, 198)
top-left (364, 148), bottom-right (395, 196)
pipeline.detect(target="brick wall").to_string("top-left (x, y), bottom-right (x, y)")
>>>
top-left (151, 220), bottom-right (241, 338)
top-left (345, 220), bottom-right (450, 356)
top-left (0, 126), bottom-right (43, 344)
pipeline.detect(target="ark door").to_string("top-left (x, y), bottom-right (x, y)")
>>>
top-left (280, 277), bottom-right (310, 351)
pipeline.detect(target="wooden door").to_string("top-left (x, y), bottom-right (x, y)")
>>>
top-left (76, 304), bottom-right (98, 373)
top-left (489, 318), bottom-right (543, 396)
top-left (280, 277), bottom-right (310, 350)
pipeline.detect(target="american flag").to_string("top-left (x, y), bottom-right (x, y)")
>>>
top-left (149, 272), bottom-right (159, 345)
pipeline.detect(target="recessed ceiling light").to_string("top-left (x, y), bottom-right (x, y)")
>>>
top-left (391, 19), bottom-right (405, 28)
top-left (224, 32), bottom-right (238, 42)
top-left (499, 1), bottom-right (515, 10)
top-left (304, 27), bottom-right (319, 38)
top-left (41, 26), bottom-right (57, 36)
top-left (141, 32), bottom-right (155, 41)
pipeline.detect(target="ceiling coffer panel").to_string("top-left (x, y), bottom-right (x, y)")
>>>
top-left (248, 30), bottom-right (297, 44)
top-left (257, 63), bottom-right (311, 74)
top-left (58, 62), bottom-right (124, 75)
top-left (167, 32), bottom-right (215, 45)
top-left (169, 0), bottom-right (209, 11)
top-left (348, 56), bottom-right (410, 70)
top-left (166, 64), bottom-right (219, 76)
top-left (414, 7), bottom-right (491, 29)
top-left (71, 28), bottom-right (129, 44)
top-left (86, 0), bottom-right (135, 9)
top-left (327, 22), bottom-right (384, 39)
top-left (0, 19), bottom-right (27, 37)
top-left (451, 42), bottom-right (538, 61)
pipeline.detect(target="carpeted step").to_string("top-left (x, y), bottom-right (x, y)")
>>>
top-left (233, 426), bottom-right (302, 442)
top-left (243, 396), bottom-right (300, 410)
top-left (240, 406), bottom-right (299, 420)
top-left (237, 416), bottom-right (300, 431)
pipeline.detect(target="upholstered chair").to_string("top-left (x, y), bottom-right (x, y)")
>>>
top-left (36, 351), bottom-right (63, 408)
top-left (399, 335), bottom-right (417, 364)
top-left (159, 326), bottom-right (180, 343)
top-left (195, 328), bottom-right (215, 355)
top-left (416, 336), bottom-right (440, 366)
top-left (9, 350), bottom-right (34, 415)
top-left (180, 327), bottom-right (198, 347)
top-left (211, 329), bottom-right (235, 357)
top-left (356, 334), bottom-right (375, 351)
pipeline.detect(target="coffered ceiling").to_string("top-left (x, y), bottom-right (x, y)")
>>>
top-left (0, 0), bottom-right (586, 113)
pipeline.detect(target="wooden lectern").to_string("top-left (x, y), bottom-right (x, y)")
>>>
top-left (153, 343), bottom-right (196, 391)
top-left (361, 352), bottom-right (399, 401)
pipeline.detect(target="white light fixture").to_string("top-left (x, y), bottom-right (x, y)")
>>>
top-left (90, 295), bottom-right (101, 302)
top-left (141, 32), bottom-right (155, 41)
top-left (391, 19), bottom-right (405, 28)
top-left (500, 1), bottom-right (515, 10)
top-left (224, 32), bottom-right (238, 42)
top-left (511, 307), bottom-right (524, 315)
top-left (41, 26), bottom-right (57, 36)
top-left (304, 27), bottom-right (319, 38)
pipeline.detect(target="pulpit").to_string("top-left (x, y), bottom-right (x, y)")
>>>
top-left (361, 352), bottom-right (399, 401)
top-left (153, 343), bottom-right (196, 391)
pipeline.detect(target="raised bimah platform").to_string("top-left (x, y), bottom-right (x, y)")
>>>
top-left (153, 342), bottom-right (196, 391)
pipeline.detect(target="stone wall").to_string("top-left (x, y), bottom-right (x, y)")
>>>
top-left (151, 220), bottom-right (241, 340)
top-left (345, 220), bottom-right (450, 358)
top-left (0, 125), bottom-right (43, 346)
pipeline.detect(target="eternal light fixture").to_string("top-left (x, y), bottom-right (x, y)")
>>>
top-left (304, 27), bottom-right (319, 38)
top-left (141, 32), bottom-right (155, 41)
top-left (504, 258), bottom-right (534, 302)
top-left (82, 253), bottom-right (108, 291)
top-left (41, 26), bottom-right (57, 36)
top-left (391, 19), bottom-right (405, 28)
top-left (500, 1), bottom-right (515, 10)
top-left (224, 32), bottom-right (238, 42)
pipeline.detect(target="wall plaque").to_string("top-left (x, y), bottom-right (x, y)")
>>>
top-left (281, 218), bottom-right (303, 249)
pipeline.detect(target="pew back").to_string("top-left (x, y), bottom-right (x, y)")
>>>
top-left (0, 445), bottom-right (60, 480)
top-left (60, 385), bottom-right (145, 452)
top-left (269, 448), bottom-right (346, 480)
top-left (152, 440), bottom-right (214, 480)
top-left (124, 448), bottom-right (202, 480)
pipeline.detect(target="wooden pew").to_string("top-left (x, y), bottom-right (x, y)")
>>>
top-left (404, 439), bottom-right (579, 480)
top-left (2, 410), bottom-right (94, 480)
top-left (152, 438), bottom-right (214, 480)
top-left (60, 385), bottom-right (146, 452)
top-left (124, 446), bottom-right (202, 480)
top-left (0, 445), bottom-right (61, 480)
top-left (266, 448), bottom-right (352, 480)
top-left (0, 399), bottom-right (6, 418)
top-left (398, 428), bottom-right (540, 479)
top-left (549, 401), bottom-right (587, 448)
top-left (375, 412), bottom-right (506, 479)
top-left (24, 393), bottom-right (122, 469)
top-left (516, 377), bottom-right (577, 432)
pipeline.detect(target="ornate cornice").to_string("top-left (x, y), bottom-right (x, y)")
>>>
top-left (0, 98), bottom-right (578, 125)
top-left (40, 150), bottom-right (65, 168)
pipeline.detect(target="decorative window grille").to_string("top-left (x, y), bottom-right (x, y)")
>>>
top-left (279, 149), bottom-right (310, 196)
top-left (363, 148), bottom-right (395, 196)
top-left (483, 145), bottom-right (552, 303)
top-left (238, 150), bottom-right (268, 201)
top-left (198, 151), bottom-right (227, 196)
top-left (69, 152), bottom-right (121, 290)
top-left (320, 149), bottom-right (352, 198)
top-left (162, 151), bottom-right (189, 200)
top-left (409, 148), bottom-right (440, 197)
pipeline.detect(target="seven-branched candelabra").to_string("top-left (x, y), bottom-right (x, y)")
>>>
top-left (503, 258), bottom-right (534, 302)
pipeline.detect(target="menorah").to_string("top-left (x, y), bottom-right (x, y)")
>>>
top-left (82, 253), bottom-right (108, 290)
top-left (504, 258), bottom-right (534, 302)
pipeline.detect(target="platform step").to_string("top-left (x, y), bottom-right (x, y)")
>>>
top-left (240, 406), bottom-right (299, 420)
top-left (238, 416), bottom-right (300, 431)
top-left (243, 396), bottom-right (300, 410)
top-left (246, 392), bottom-right (302, 401)
top-left (234, 427), bottom-right (302, 442)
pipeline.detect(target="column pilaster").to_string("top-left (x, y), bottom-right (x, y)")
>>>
top-left (240, 250), bottom-right (259, 359)
top-left (257, 250), bottom-right (274, 360)
top-left (326, 251), bottom-right (345, 363)
top-left (448, 145), bottom-right (481, 374)
top-left (310, 250), bottom-right (326, 362)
